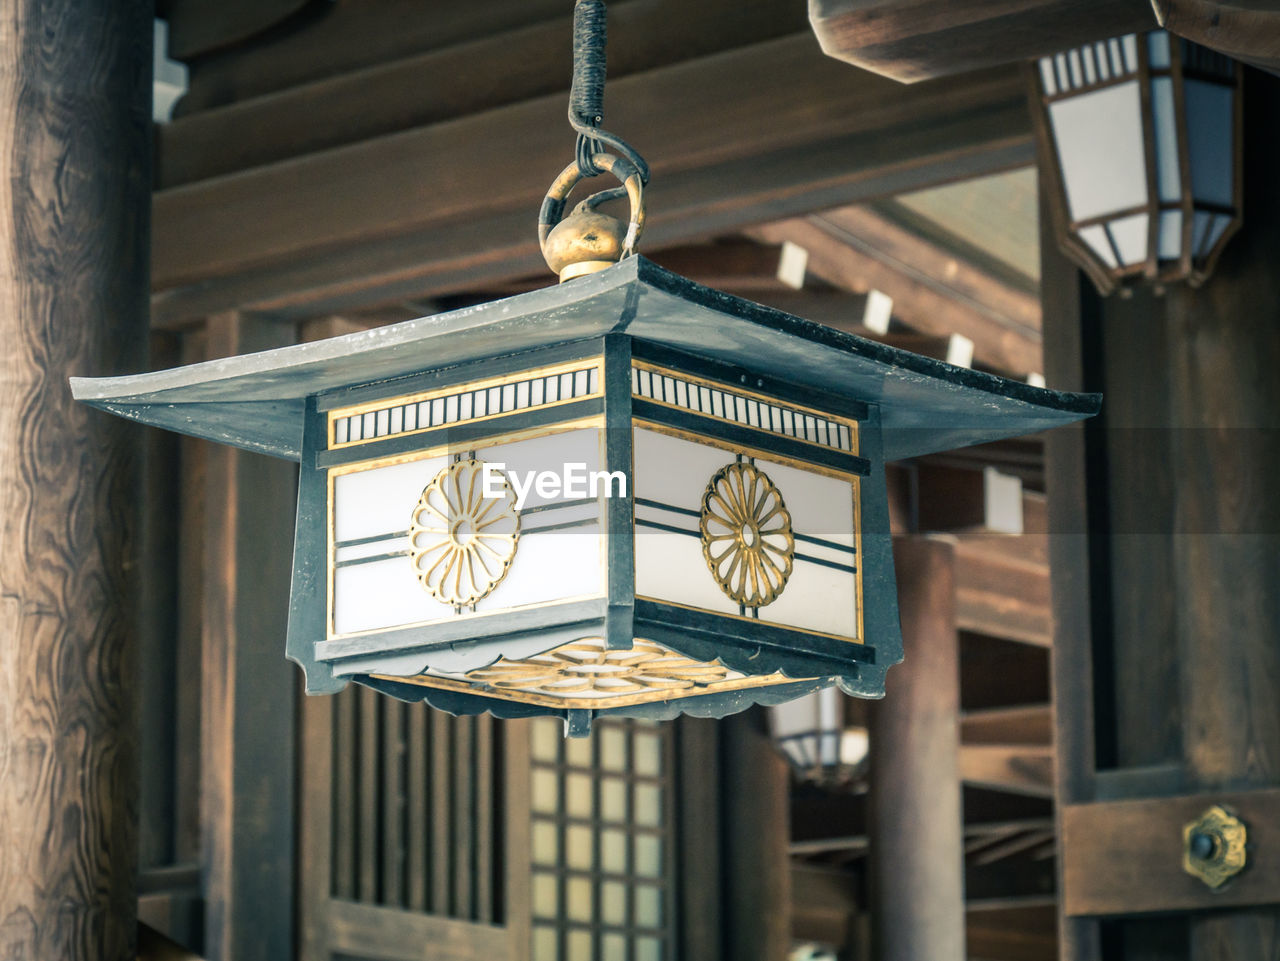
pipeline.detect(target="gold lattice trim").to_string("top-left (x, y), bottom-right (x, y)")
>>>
top-left (700, 461), bottom-right (794, 607)
top-left (468, 639), bottom-right (730, 697)
top-left (371, 636), bottom-right (811, 709)
top-left (409, 459), bottom-right (520, 606)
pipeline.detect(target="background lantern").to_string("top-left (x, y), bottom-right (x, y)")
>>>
top-left (769, 686), bottom-right (868, 786)
top-left (1030, 29), bottom-right (1242, 295)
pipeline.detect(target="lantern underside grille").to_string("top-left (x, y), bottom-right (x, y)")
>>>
top-left (370, 637), bottom-right (806, 710)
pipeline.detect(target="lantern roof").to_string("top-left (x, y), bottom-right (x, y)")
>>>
top-left (72, 257), bottom-right (1098, 460)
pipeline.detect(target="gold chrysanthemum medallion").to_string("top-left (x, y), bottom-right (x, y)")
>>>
top-left (409, 459), bottom-right (520, 606)
top-left (699, 461), bottom-right (794, 607)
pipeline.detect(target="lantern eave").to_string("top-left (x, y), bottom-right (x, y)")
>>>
top-left (71, 257), bottom-right (1098, 462)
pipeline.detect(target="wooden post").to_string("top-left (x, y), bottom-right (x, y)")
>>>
top-left (0, 2), bottom-right (151, 959)
top-left (721, 709), bottom-right (792, 961)
top-left (1044, 66), bottom-right (1280, 961)
top-left (1170, 68), bottom-right (1280, 960)
top-left (201, 313), bottom-right (299, 961)
top-left (869, 537), bottom-right (965, 961)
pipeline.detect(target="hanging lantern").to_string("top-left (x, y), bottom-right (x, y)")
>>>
top-left (1030, 29), bottom-right (1242, 295)
top-left (72, 0), bottom-right (1099, 736)
top-left (71, 259), bottom-right (1097, 734)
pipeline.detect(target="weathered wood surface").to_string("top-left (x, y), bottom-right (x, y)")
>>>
top-left (1171, 69), bottom-right (1280, 958)
top-left (869, 537), bottom-right (965, 961)
top-left (200, 314), bottom-right (298, 961)
top-left (152, 38), bottom-right (1032, 324)
top-left (721, 710), bottom-right (792, 961)
top-left (0, 2), bottom-right (151, 959)
top-left (159, 0), bottom-right (808, 187)
top-left (678, 719), bottom-right (722, 961)
top-left (1044, 67), bottom-right (1280, 960)
top-left (164, 0), bottom-right (307, 61)
top-left (1062, 789), bottom-right (1280, 916)
top-left (1154, 0), bottom-right (1280, 75)
top-left (809, 0), bottom-right (1155, 82)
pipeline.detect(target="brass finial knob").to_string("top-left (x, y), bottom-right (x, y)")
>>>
top-left (539, 153), bottom-right (645, 283)
top-left (1183, 805), bottom-right (1247, 889)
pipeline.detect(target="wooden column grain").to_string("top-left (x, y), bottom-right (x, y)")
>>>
top-left (1038, 168), bottom-right (1104, 961)
top-left (1046, 66), bottom-right (1280, 961)
top-left (721, 709), bottom-right (791, 961)
top-left (1170, 67), bottom-right (1280, 961)
top-left (868, 536), bottom-right (965, 961)
top-left (200, 313), bottom-right (299, 961)
top-left (0, 1), bottom-right (151, 959)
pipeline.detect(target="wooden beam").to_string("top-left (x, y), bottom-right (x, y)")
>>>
top-left (791, 864), bottom-right (860, 948)
top-left (960, 745), bottom-right (1055, 798)
top-left (177, 0), bottom-right (571, 111)
top-left (954, 537), bottom-right (1052, 647)
top-left (200, 314), bottom-right (299, 961)
top-left (748, 208), bottom-right (1042, 375)
top-left (1062, 789), bottom-right (1280, 917)
top-left (159, 0), bottom-right (808, 186)
top-left (966, 904), bottom-right (1059, 961)
top-left (870, 538), bottom-right (965, 961)
top-left (0, 3), bottom-right (151, 959)
top-left (1153, 1), bottom-right (1280, 75)
top-left (961, 705), bottom-right (1053, 746)
top-left (164, 0), bottom-right (306, 62)
top-left (151, 37), bottom-right (1033, 324)
top-left (808, 0), bottom-right (1155, 83)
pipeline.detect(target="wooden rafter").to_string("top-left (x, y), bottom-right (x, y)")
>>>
top-left (152, 36), bottom-right (1032, 324)
top-left (747, 206), bottom-right (1042, 375)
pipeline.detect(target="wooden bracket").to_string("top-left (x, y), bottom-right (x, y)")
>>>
top-left (1062, 788), bottom-right (1280, 916)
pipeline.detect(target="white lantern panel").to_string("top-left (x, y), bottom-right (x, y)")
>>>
top-left (1039, 58), bottom-right (1058, 96)
top-left (1110, 213), bottom-right (1148, 266)
top-left (333, 454), bottom-right (447, 543)
top-left (334, 556), bottom-right (454, 635)
top-left (1151, 76), bottom-right (1181, 204)
top-left (1078, 225), bottom-right (1119, 269)
top-left (1049, 81), bottom-right (1148, 221)
top-left (1192, 210), bottom-right (1213, 254)
top-left (1185, 78), bottom-right (1234, 209)
top-left (330, 427), bottom-right (607, 637)
top-left (1158, 210), bottom-right (1183, 261)
top-left (632, 427), bottom-right (859, 640)
top-left (1196, 213), bottom-right (1233, 259)
top-left (480, 529), bottom-right (603, 610)
top-left (1148, 31), bottom-right (1172, 69)
top-left (635, 517), bottom-right (739, 616)
top-left (633, 426), bottom-right (732, 512)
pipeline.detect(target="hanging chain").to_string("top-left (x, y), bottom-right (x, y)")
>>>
top-left (567, 0), bottom-right (649, 185)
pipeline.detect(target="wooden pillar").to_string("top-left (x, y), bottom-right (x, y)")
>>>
top-left (868, 536), bottom-right (965, 961)
top-left (721, 709), bottom-right (792, 961)
top-left (0, 2), bottom-right (151, 959)
top-left (1169, 69), bottom-right (1280, 958)
top-left (1044, 66), bottom-right (1280, 961)
top-left (201, 314), bottom-right (299, 961)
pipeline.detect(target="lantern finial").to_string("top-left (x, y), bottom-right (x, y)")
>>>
top-left (539, 0), bottom-right (649, 281)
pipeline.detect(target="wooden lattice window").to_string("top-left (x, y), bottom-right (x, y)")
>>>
top-left (528, 717), bottom-right (678, 961)
top-left (300, 686), bottom-right (528, 961)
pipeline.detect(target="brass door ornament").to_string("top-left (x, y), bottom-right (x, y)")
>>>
top-left (700, 461), bottom-right (795, 607)
top-left (1182, 804), bottom-right (1248, 889)
top-left (409, 459), bottom-right (520, 606)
